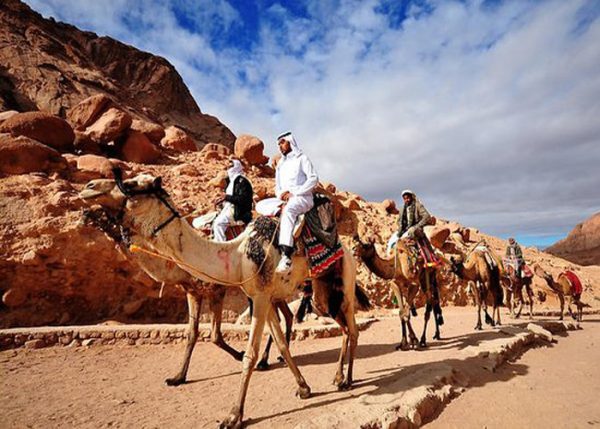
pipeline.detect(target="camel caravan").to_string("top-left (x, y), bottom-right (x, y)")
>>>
top-left (78, 131), bottom-right (590, 428)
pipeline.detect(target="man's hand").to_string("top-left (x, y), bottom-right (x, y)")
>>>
top-left (281, 191), bottom-right (292, 202)
top-left (213, 195), bottom-right (225, 206)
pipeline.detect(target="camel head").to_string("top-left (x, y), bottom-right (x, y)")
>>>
top-left (532, 264), bottom-right (553, 284)
top-left (352, 235), bottom-right (376, 260)
top-left (80, 171), bottom-right (176, 237)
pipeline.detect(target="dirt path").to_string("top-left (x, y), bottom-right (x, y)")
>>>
top-left (1, 308), bottom-right (598, 428)
top-left (425, 314), bottom-right (600, 429)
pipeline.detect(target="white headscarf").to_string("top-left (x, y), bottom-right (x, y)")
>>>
top-left (277, 131), bottom-right (302, 156)
top-left (225, 159), bottom-right (243, 195)
top-left (227, 159), bottom-right (243, 182)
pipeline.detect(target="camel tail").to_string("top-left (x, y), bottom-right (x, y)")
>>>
top-left (490, 265), bottom-right (503, 306)
top-left (355, 283), bottom-right (372, 311)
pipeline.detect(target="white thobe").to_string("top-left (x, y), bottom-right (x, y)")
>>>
top-left (212, 178), bottom-right (236, 242)
top-left (273, 150), bottom-right (318, 247)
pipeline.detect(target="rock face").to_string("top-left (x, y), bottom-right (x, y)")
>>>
top-left (546, 212), bottom-right (600, 266)
top-left (0, 0), bottom-right (235, 148)
top-left (161, 126), bottom-right (197, 152)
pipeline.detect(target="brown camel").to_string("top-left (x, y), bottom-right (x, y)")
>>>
top-left (450, 248), bottom-right (503, 329)
top-left (503, 264), bottom-right (534, 319)
top-left (79, 172), bottom-right (369, 429)
top-left (533, 265), bottom-right (588, 322)
top-left (354, 237), bottom-right (443, 349)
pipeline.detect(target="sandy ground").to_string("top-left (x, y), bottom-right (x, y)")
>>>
top-left (1, 308), bottom-right (599, 428)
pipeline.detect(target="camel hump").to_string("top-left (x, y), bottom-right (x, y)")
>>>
top-left (560, 271), bottom-right (583, 296)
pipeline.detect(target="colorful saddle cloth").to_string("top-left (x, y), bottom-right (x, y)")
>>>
top-left (413, 237), bottom-right (442, 268)
top-left (560, 270), bottom-right (583, 297)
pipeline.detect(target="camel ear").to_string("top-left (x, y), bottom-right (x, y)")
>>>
top-left (153, 176), bottom-right (162, 189)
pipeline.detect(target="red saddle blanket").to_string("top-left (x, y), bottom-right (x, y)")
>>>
top-left (561, 271), bottom-right (583, 296)
top-left (521, 264), bottom-right (533, 278)
top-left (416, 237), bottom-right (441, 268)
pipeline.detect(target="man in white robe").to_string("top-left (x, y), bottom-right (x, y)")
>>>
top-left (256, 131), bottom-right (319, 273)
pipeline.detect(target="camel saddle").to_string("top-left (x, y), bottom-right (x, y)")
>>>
top-left (403, 236), bottom-right (441, 269)
top-left (192, 211), bottom-right (247, 240)
top-left (560, 270), bottom-right (583, 297)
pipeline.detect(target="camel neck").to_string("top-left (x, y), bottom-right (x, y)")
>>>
top-left (134, 216), bottom-right (245, 286)
top-left (362, 249), bottom-right (396, 280)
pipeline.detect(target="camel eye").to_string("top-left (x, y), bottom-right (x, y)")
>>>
top-left (86, 183), bottom-right (95, 189)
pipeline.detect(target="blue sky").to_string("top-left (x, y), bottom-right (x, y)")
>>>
top-left (24, 0), bottom-right (600, 247)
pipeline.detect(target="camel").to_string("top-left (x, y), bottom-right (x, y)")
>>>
top-left (533, 265), bottom-right (588, 322)
top-left (79, 172), bottom-right (369, 429)
top-left (354, 237), bottom-right (443, 349)
top-left (83, 206), bottom-right (293, 375)
top-left (450, 248), bottom-right (503, 329)
top-left (503, 264), bottom-right (534, 319)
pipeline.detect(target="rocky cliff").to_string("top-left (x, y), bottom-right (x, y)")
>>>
top-left (0, 0), bottom-right (235, 148)
top-left (546, 212), bottom-right (600, 266)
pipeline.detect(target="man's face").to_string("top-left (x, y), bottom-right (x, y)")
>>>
top-left (402, 194), bottom-right (413, 205)
top-left (278, 138), bottom-right (292, 155)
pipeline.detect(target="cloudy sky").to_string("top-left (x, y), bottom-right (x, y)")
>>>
top-left (24, 0), bottom-right (600, 247)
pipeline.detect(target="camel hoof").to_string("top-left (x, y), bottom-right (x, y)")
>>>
top-left (277, 356), bottom-right (285, 363)
top-left (474, 325), bottom-right (483, 331)
top-left (219, 408), bottom-right (242, 429)
top-left (165, 377), bottom-right (185, 386)
top-left (432, 333), bottom-right (441, 340)
top-left (396, 342), bottom-right (410, 351)
top-left (436, 315), bottom-right (444, 326)
top-left (256, 360), bottom-right (270, 371)
top-left (337, 379), bottom-right (352, 391)
top-left (419, 339), bottom-right (427, 348)
top-left (296, 384), bottom-right (312, 399)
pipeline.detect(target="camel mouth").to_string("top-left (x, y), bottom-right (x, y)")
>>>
top-left (79, 189), bottom-right (108, 199)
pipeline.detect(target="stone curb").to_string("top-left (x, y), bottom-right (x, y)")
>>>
top-left (0, 318), bottom-right (377, 351)
top-left (295, 320), bottom-right (581, 429)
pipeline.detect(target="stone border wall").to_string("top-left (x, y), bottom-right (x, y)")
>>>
top-left (0, 318), bottom-right (377, 351)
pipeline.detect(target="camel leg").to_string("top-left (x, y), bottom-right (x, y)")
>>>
top-left (515, 284), bottom-right (524, 318)
top-left (219, 294), bottom-right (269, 429)
top-left (474, 283), bottom-right (483, 330)
top-left (266, 306), bottom-right (311, 398)
top-left (166, 293), bottom-right (201, 386)
top-left (419, 303), bottom-right (432, 347)
top-left (279, 301), bottom-right (294, 357)
top-left (209, 286), bottom-right (244, 361)
top-left (431, 273), bottom-right (442, 340)
top-left (482, 285), bottom-right (494, 327)
top-left (405, 285), bottom-right (420, 347)
top-left (558, 293), bottom-right (565, 320)
top-left (567, 297), bottom-right (577, 321)
top-left (526, 284), bottom-right (534, 319)
top-left (256, 335), bottom-right (274, 371)
top-left (392, 283), bottom-right (409, 351)
top-left (333, 316), bottom-right (349, 387)
top-left (338, 309), bottom-right (358, 390)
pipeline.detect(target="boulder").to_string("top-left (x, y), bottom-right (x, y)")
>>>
top-left (67, 94), bottom-right (113, 131)
top-left (2, 288), bottom-right (27, 307)
top-left (0, 110), bottom-right (19, 124)
top-left (425, 226), bottom-right (451, 249)
top-left (0, 111), bottom-right (75, 151)
top-left (208, 171), bottom-right (228, 189)
top-left (76, 154), bottom-right (115, 178)
top-left (201, 143), bottom-right (231, 156)
top-left (120, 131), bottom-right (161, 164)
top-left (0, 133), bottom-right (67, 175)
top-left (382, 199), bottom-right (399, 214)
top-left (130, 119), bottom-right (165, 144)
top-left (161, 126), bottom-right (197, 152)
top-left (85, 107), bottom-right (132, 144)
top-left (202, 150), bottom-right (220, 162)
top-left (234, 134), bottom-right (269, 165)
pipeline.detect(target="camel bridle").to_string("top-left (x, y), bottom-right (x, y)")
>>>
top-left (112, 168), bottom-right (181, 237)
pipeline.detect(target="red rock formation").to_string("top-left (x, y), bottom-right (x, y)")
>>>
top-left (546, 212), bottom-right (600, 266)
top-left (0, 0), bottom-right (235, 147)
top-left (0, 111), bottom-right (74, 151)
top-left (0, 133), bottom-right (67, 174)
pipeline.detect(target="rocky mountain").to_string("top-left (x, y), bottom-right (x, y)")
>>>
top-left (546, 212), bottom-right (600, 266)
top-left (1, 0), bottom-right (598, 329)
top-left (0, 0), bottom-right (235, 148)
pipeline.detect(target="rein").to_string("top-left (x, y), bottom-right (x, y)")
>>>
top-left (129, 219), bottom-right (279, 287)
top-left (113, 168), bottom-right (180, 237)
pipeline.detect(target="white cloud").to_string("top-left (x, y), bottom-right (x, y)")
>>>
top-left (23, 0), bottom-right (600, 242)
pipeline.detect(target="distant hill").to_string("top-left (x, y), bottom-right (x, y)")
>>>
top-left (546, 212), bottom-right (600, 266)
